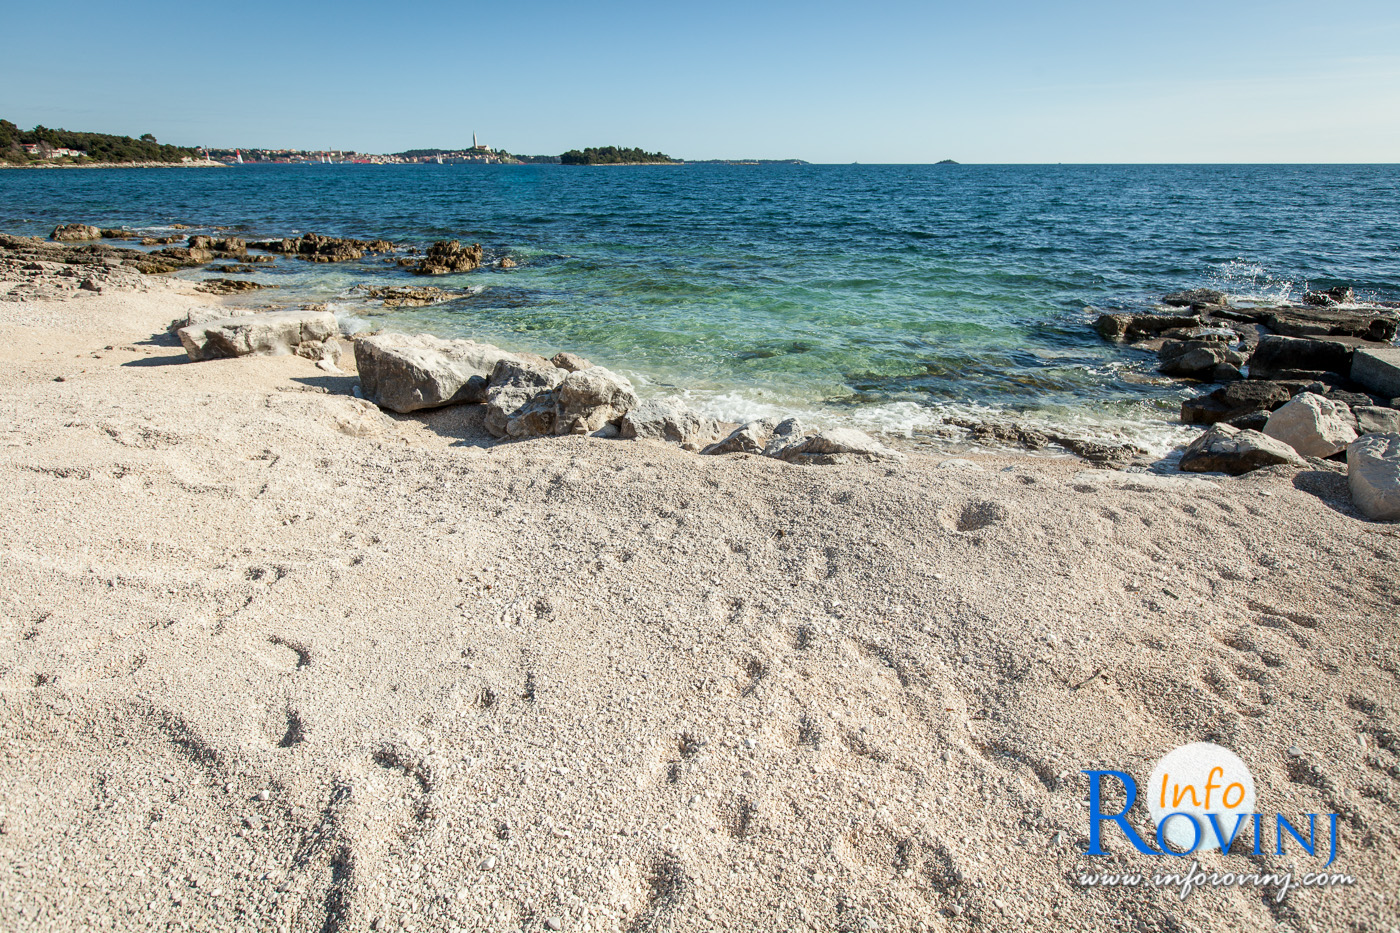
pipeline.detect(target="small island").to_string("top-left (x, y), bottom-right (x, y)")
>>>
top-left (936, 159), bottom-right (959, 165)
top-left (560, 146), bottom-right (679, 165)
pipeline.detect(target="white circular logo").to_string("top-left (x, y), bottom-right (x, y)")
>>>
top-left (1146, 742), bottom-right (1256, 853)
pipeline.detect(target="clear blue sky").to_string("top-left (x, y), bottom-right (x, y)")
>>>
top-left (4, 0), bottom-right (1397, 162)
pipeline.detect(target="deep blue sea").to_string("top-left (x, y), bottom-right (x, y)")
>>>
top-left (3, 163), bottom-right (1397, 451)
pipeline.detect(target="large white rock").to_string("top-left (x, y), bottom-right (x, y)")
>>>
top-left (553, 366), bottom-right (638, 435)
top-left (355, 333), bottom-right (519, 413)
top-left (184, 306), bottom-right (257, 328)
top-left (1179, 423), bottom-right (1306, 474)
top-left (1347, 433), bottom-right (1400, 521)
top-left (483, 358), bottom-right (566, 438)
top-left (1262, 392), bottom-right (1358, 458)
top-left (761, 418), bottom-right (808, 458)
top-left (619, 398), bottom-right (722, 451)
top-left (178, 310), bottom-right (340, 363)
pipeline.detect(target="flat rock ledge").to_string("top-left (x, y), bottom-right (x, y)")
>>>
top-left (178, 311), bottom-right (341, 364)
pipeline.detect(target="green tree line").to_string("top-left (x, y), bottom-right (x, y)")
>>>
top-left (1, 119), bottom-right (202, 164)
top-left (559, 146), bottom-right (677, 165)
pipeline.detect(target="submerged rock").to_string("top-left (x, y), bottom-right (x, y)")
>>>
top-left (1162, 289), bottom-right (1229, 311)
top-left (362, 285), bottom-right (456, 308)
top-left (1347, 433), bottom-right (1400, 520)
top-left (195, 278), bottom-right (273, 295)
top-left (1179, 423), bottom-right (1305, 475)
top-left (355, 333), bottom-right (519, 413)
top-left (1262, 392), bottom-right (1358, 458)
top-left (178, 310), bottom-right (340, 363)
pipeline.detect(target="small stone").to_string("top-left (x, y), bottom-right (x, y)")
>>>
top-left (257, 790), bottom-right (271, 802)
top-left (1050, 831), bottom-right (1064, 846)
top-left (478, 856), bottom-right (496, 871)
top-left (550, 351), bottom-right (593, 373)
top-left (1288, 745), bottom-right (1303, 757)
top-left (744, 737), bottom-right (758, 749)
top-left (544, 917), bottom-right (563, 931)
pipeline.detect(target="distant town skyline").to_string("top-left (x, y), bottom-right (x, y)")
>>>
top-left (3, 0), bottom-right (1398, 163)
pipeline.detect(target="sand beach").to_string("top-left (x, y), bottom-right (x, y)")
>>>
top-left (0, 256), bottom-right (1396, 933)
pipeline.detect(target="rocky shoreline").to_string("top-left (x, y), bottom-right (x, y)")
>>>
top-left (1091, 288), bottom-right (1400, 516)
top-left (5, 226), bottom-right (1399, 519)
top-left (0, 159), bottom-right (225, 170)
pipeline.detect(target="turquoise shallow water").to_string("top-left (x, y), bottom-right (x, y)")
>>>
top-left (3, 163), bottom-right (1397, 451)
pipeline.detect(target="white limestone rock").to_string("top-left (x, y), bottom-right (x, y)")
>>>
top-left (1347, 433), bottom-right (1400, 521)
top-left (769, 427), bottom-right (905, 464)
top-left (355, 333), bottom-right (519, 413)
top-left (553, 366), bottom-right (638, 436)
top-left (483, 358), bottom-right (566, 438)
top-left (702, 419), bottom-right (778, 456)
top-left (1263, 392), bottom-right (1358, 458)
top-left (619, 398), bottom-right (723, 451)
top-left (1179, 423), bottom-right (1306, 475)
top-left (178, 310), bottom-right (340, 363)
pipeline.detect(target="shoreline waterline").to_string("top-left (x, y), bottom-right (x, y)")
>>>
top-left (3, 163), bottom-right (1397, 458)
